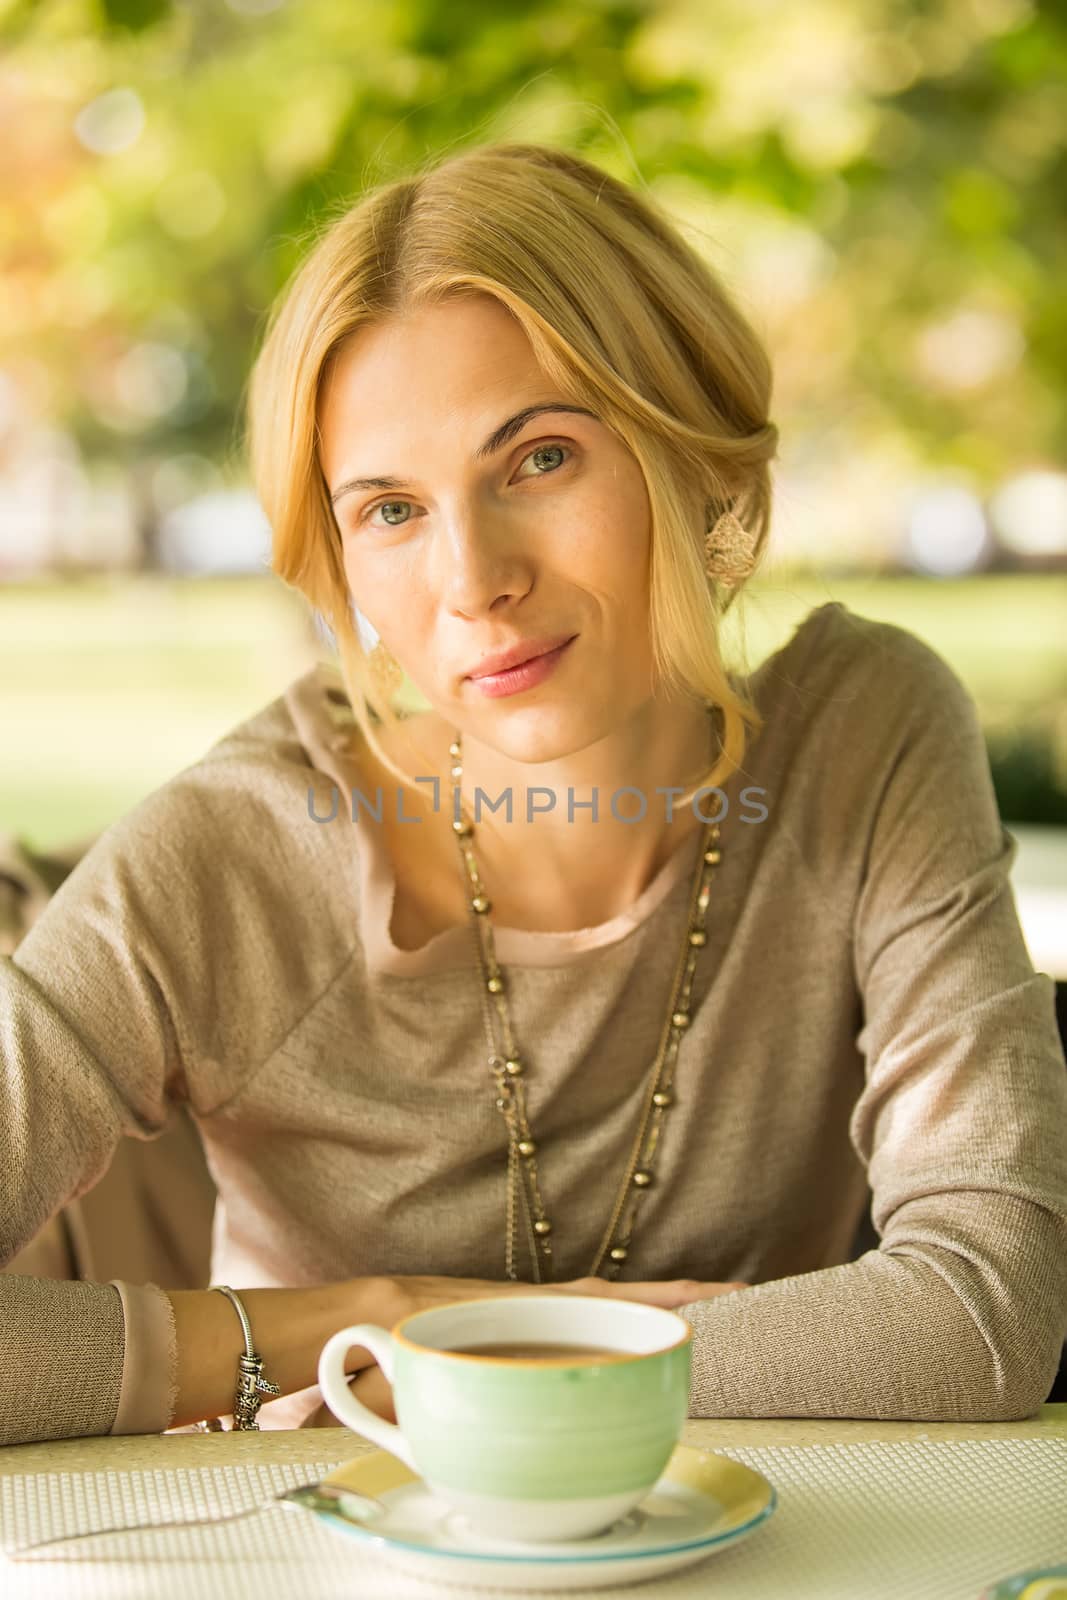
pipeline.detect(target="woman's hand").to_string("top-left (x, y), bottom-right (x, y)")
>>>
top-left (308, 1275), bottom-right (750, 1426)
top-left (307, 1364), bottom-right (397, 1428)
top-left (370, 1272), bottom-right (750, 1337)
top-left (303, 1280), bottom-right (748, 1433)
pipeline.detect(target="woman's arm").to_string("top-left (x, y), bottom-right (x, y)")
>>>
top-left (0, 810), bottom-right (181, 1442)
top-left (169, 1272), bottom-right (746, 1429)
top-left (678, 628), bottom-right (1067, 1421)
top-left (0, 1273), bottom-right (496, 1441)
top-left (0, 758), bottom-right (356, 1445)
top-left (165, 1280), bottom-right (382, 1428)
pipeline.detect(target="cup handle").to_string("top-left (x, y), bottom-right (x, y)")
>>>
top-left (317, 1324), bottom-right (418, 1471)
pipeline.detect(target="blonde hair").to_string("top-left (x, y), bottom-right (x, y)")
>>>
top-left (245, 140), bottom-right (779, 807)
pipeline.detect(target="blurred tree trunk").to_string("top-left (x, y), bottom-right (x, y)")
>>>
top-left (129, 454), bottom-right (165, 572)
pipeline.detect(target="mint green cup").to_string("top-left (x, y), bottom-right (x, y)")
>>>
top-left (317, 1295), bottom-right (693, 1543)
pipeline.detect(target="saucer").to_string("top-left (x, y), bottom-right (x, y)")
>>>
top-left (281, 1442), bottom-right (777, 1592)
top-left (978, 1570), bottom-right (1067, 1600)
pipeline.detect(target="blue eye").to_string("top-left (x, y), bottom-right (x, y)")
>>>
top-left (359, 441), bottom-right (573, 529)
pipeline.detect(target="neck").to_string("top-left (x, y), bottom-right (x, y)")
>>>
top-left (441, 695), bottom-right (716, 925)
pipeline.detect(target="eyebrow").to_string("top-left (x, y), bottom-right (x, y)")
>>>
top-left (328, 402), bottom-right (598, 507)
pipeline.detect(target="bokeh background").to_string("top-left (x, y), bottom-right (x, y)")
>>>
top-left (1, 0), bottom-right (1065, 975)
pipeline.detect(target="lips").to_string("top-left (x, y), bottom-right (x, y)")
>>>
top-left (466, 634), bottom-right (576, 680)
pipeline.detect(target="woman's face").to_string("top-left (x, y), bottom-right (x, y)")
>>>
top-left (316, 294), bottom-right (657, 762)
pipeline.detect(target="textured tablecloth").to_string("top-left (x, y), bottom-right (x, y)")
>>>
top-left (1, 1437), bottom-right (1064, 1598)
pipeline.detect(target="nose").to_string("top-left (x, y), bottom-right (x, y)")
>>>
top-left (431, 501), bottom-right (534, 619)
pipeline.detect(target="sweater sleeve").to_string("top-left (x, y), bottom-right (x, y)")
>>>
top-left (680, 627), bottom-right (1067, 1421)
top-left (1, 725), bottom-right (358, 1446)
top-left (0, 1276), bottom-right (176, 1444)
top-left (0, 780), bottom-right (227, 1445)
top-left (0, 755), bottom-right (265, 1446)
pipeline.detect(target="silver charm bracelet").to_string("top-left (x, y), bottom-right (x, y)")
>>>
top-left (196, 1284), bottom-right (281, 1432)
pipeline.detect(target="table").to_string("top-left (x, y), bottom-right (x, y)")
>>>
top-left (1, 1405), bottom-right (1064, 1598)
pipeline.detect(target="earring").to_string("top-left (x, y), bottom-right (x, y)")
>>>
top-left (368, 641), bottom-right (403, 702)
top-left (704, 509), bottom-right (758, 589)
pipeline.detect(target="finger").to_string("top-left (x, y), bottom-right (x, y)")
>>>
top-left (351, 1364), bottom-right (397, 1424)
top-left (556, 1277), bottom-right (698, 1307)
top-left (558, 1277), bottom-right (749, 1307)
top-left (664, 1280), bottom-right (750, 1301)
top-left (308, 1366), bottom-right (395, 1429)
top-left (342, 1338), bottom-right (386, 1376)
top-left (616, 1280), bottom-right (708, 1307)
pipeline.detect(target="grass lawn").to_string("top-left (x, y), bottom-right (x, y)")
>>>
top-left (1, 571), bottom-right (1064, 853)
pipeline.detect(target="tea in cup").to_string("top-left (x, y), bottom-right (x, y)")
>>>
top-left (317, 1294), bottom-right (692, 1543)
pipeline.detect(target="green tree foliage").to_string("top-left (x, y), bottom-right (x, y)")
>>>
top-left (0, 0), bottom-right (1063, 489)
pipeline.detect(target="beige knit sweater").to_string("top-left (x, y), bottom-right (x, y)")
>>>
top-left (2, 601), bottom-right (1065, 1445)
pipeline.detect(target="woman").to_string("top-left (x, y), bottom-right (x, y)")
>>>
top-left (2, 141), bottom-right (1065, 1446)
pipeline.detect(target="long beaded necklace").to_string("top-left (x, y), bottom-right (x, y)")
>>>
top-left (445, 707), bottom-right (724, 1284)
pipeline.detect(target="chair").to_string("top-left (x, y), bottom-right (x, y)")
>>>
top-left (1, 1103), bottom-right (215, 1289)
top-left (1, 829), bottom-right (216, 1291)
